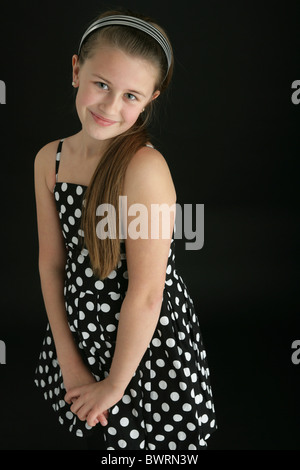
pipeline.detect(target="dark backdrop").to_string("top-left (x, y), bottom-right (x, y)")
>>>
top-left (0, 0), bottom-right (299, 451)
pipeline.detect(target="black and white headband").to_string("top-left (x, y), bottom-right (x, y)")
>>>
top-left (78, 15), bottom-right (172, 74)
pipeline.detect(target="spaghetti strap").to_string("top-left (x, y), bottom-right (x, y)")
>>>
top-left (55, 139), bottom-right (64, 183)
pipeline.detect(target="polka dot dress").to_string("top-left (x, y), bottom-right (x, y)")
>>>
top-left (34, 138), bottom-right (217, 450)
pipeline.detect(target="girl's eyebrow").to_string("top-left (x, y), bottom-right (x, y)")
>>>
top-left (91, 73), bottom-right (146, 97)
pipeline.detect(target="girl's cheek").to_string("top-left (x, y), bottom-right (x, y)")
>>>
top-left (124, 108), bottom-right (141, 124)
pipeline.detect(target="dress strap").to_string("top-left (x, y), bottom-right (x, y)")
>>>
top-left (55, 138), bottom-right (64, 182)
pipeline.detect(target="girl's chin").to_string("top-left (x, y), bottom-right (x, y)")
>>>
top-left (85, 122), bottom-right (135, 141)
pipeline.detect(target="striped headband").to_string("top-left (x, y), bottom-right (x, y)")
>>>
top-left (78, 15), bottom-right (172, 75)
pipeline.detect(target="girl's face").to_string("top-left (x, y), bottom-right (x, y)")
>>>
top-left (72, 45), bottom-right (160, 143)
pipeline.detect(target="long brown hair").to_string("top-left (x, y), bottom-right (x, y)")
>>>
top-left (78, 9), bottom-right (174, 279)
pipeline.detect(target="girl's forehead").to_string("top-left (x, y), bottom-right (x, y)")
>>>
top-left (83, 46), bottom-right (160, 89)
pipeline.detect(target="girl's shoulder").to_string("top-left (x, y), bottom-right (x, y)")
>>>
top-left (129, 144), bottom-right (169, 173)
top-left (35, 138), bottom-right (61, 167)
top-left (124, 144), bottom-right (177, 202)
top-left (34, 138), bottom-right (62, 192)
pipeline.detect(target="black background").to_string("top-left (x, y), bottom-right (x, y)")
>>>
top-left (0, 0), bottom-right (299, 451)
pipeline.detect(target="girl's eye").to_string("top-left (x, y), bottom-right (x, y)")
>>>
top-left (96, 82), bottom-right (109, 90)
top-left (125, 93), bottom-right (137, 101)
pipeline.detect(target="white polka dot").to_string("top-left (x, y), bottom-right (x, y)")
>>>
top-left (195, 393), bottom-right (203, 404)
top-left (160, 316), bottom-right (169, 325)
top-left (156, 359), bottom-right (165, 367)
top-left (178, 431), bottom-right (186, 441)
top-left (118, 440), bottom-right (127, 448)
top-left (188, 444), bottom-right (197, 450)
top-left (173, 414), bottom-right (183, 422)
top-left (101, 303), bottom-right (110, 312)
top-left (76, 186), bottom-right (83, 195)
top-left (106, 324), bottom-right (116, 332)
top-left (122, 395), bottom-right (131, 404)
top-left (182, 403), bottom-right (192, 412)
top-left (108, 270), bottom-right (117, 279)
top-left (120, 417), bottom-right (129, 427)
top-left (108, 427), bottom-right (117, 435)
top-left (164, 424), bottom-right (174, 432)
top-left (179, 382), bottom-right (187, 391)
top-left (130, 429), bottom-right (139, 439)
top-left (170, 392), bottom-right (180, 401)
top-left (159, 380), bottom-right (167, 390)
top-left (187, 422), bottom-right (196, 431)
top-left (86, 301), bottom-right (94, 311)
top-left (61, 183), bottom-right (68, 191)
top-left (177, 282), bottom-right (182, 292)
top-left (67, 195), bottom-right (74, 205)
top-left (85, 268), bottom-right (93, 277)
top-left (95, 280), bottom-right (104, 290)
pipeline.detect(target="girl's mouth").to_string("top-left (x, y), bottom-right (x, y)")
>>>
top-left (90, 111), bottom-right (118, 126)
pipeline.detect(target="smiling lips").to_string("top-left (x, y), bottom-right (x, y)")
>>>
top-left (90, 111), bottom-right (118, 126)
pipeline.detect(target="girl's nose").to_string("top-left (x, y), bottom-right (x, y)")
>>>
top-left (100, 92), bottom-right (121, 116)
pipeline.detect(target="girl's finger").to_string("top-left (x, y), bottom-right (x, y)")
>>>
top-left (70, 397), bottom-right (84, 414)
top-left (64, 389), bottom-right (79, 404)
top-left (87, 409), bottom-right (107, 428)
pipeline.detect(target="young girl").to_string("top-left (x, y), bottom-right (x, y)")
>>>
top-left (34, 9), bottom-right (217, 450)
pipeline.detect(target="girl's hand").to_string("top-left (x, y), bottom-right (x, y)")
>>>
top-left (61, 361), bottom-right (110, 426)
top-left (64, 378), bottom-right (124, 427)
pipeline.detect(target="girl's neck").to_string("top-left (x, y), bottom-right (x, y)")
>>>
top-left (74, 129), bottom-right (112, 160)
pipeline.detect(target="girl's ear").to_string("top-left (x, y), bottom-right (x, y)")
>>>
top-left (151, 90), bottom-right (161, 101)
top-left (72, 54), bottom-right (80, 84)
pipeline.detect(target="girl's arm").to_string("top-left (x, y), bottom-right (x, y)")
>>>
top-left (65, 146), bottom-right (177, 426)
top-left (34, 142), bottom-right (98, 390)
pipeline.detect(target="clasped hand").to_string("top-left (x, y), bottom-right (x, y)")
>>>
top-left (64, 377), bottom-right (123, 427)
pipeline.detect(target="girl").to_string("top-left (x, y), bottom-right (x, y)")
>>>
top-left (34, 9), bottom-right (217, 450)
